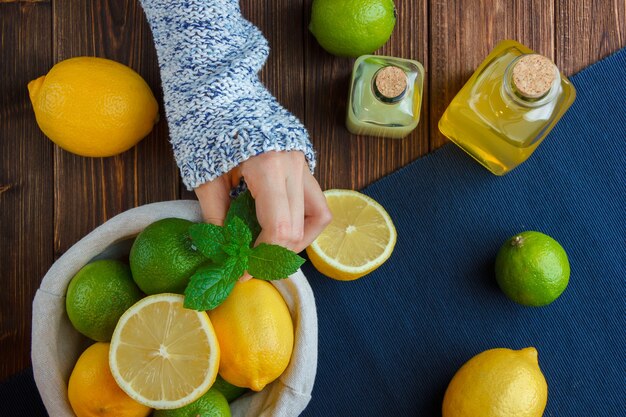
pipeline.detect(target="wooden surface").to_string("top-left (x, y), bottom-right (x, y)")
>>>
top-left (0, 0), bottom-right (624, 380)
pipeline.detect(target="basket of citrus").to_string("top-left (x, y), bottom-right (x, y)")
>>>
top-left (31, 198), bottom-right (317, 417)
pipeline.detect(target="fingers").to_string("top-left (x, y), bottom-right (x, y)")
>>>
top-left (296, 169), bottom-right (332, 252)
top-left (286, 163), bottom-right (305, 246)
top-left (242, 152), bottom-right (304, 251)
top-left (194, 176), bottom-right (231, 226)
top-left (249, 172), bottom-right (294, 248)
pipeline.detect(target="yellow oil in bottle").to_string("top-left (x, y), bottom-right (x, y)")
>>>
top-left (439, 40), bottom-right (576, 175)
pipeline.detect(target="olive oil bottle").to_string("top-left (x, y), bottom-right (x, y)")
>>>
top-left (439, 40), bottom-right (576, 175)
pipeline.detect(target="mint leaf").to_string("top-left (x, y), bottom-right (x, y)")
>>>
top-left (183, 264), bottom-right (235, 311)
top-left (225, 217), bottom-right (252, 250)
top-left (226, 191), bottom-right (261, 242)
top-left (188, 223), bottom-right (227, 263)
top-left (248, 243), bottom-right (305, 280)
top-left (223, 253), bottom-right (248, 283)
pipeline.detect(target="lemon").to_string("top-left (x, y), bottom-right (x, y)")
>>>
top-left (309, 0), bottom-right (397, 57)
top-left (442, 347), bottom-right (548, 417)
top-left (109, 294), bottom-right (220, 409)
top-left (68, 342), bottom-right (151, 417)
top-left (495, 231), bottom-right (570, 306)
top-left (306, 189), bottom-right (396, 280)
top-left (153, 387), bottom-right (231, 417)
top-left (129, 218), bottom-right (206, 294)
top-left (208, 280), bottom-right (294, 392)
top-left (27, 57), bottom-right (158, 157)
top-left (66, 260), bottom-right (143, 342)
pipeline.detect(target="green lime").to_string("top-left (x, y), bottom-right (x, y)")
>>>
top-left (66, 260), bottom-right (143, 341)
top-left (309, 0), bottom-right (396, 57)
top-left (495, 231), bottom-right (570, 307)
top-left (212, 375), bottom-right (248, 403)
top-left (129, 218), bottom-right (205, 294)
top-left (153, 387), bottom-right (231, 417)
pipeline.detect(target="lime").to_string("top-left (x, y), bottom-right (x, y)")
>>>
top-left (495, 231), bottom-right (570, 306)
top-left (129, 218), bottom-right (205, 294)
top-left (309, 0), bottom-right (396, 57)
top-left (212, 375), bottom-right (247, 403)
top-left (66, 260), bottom-right (143, 342)
top-left (152, 387), bottom-right (231, 417)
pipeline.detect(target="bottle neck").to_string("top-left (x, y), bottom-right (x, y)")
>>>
top-left (372, 66), bottom-right (408, 104)
top-left (502, 55), bottom-right (561, 108)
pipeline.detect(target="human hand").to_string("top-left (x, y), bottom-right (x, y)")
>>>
top-left (194, 151), bottom-right (332, 280)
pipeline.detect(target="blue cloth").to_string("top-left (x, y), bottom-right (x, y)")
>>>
top-left (301, 48), bottom-right (625, 416)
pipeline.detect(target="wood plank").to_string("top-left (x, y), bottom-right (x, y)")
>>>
top-left (0, 1), bottom-right (53, 379)
top-left (429, 0), bottom-right (555, 150)
top-left (52, 0), bottom-right (179, 256)
top-left (241, 0), bottom-right (306, 125)
top-left (304, 0), bottom-right (429, 190)
top-left (556, 0), bottom-right (626, 75)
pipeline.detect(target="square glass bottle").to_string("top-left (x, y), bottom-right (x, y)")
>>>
top-left (438, 40), bottom-right (576, 175)
top-left (346, 55), bottom-right (424, 139)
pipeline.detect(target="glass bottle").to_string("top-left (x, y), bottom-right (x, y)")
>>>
top-left (438, 40), bottom-right (576, 175)
top-left (346, 55), bottom-right (424, 139)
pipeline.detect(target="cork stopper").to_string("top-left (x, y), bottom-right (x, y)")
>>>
top-left (511, 54), bottom-right (557, 99)
top-left (374, 66), bottom-right (407, 101)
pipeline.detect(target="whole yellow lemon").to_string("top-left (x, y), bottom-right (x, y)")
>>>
top-left (442, 347), bottom-right (548, 417)
top-left (208, 279), bottom-right (294, 392)
top-left (68, 342), bottom-right (151, 417)
top-left (27, 57), bottom-right (158, 157)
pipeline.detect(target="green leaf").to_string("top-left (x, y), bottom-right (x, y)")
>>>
top-left (223, 253), bottom-right (248, 283)
top-left (183, 264), bottom-right (235, 311)
top-left (225, 217), bottom-right (252, 250)
top-left (188, 223), bottom-right (227, 263)
top-left (248, 243), bottom-right (305, 280)
top-left (226, 191), bottom-right (261, 242)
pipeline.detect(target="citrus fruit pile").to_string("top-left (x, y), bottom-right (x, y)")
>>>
top-left (65, 218), bottom-right (295, 417)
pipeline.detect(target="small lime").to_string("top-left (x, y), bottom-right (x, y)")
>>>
top-left (212, 375), bottom-right (248, 403)
top-left (129, 218), bottom-right (205, 294)
top-left (153, 387), bottom-right (231, 417)
top-left (495, 231), bottom-right (570, 306)
top-left (309, 0), bottom-right (397, 57)
top-left (66, 260), bottom-right (143, 341)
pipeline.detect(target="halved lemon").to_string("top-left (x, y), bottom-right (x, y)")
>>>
top-left (306, 189), bottom-right (397, 280)
top-left (109, 294), bottom-right (220, 409)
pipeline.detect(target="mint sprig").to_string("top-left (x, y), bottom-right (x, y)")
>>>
top-left (248, 243), bottom-right (305, 280)
top-left (184, 191), bottom-right (305, 311)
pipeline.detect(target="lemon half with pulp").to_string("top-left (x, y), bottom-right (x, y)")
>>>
top-left (306, 189), bottom-right (397, 280)
top-left (109, 294), bottom-right (220, 409)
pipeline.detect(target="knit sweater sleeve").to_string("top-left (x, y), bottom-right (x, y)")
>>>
top-left (140, 0), bottom-right (315, 190)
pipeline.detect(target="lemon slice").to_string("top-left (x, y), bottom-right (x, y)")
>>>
top-left (306, 189), bottom-right (397, 280)
top-left (109, 294), bottom-right (220, 409)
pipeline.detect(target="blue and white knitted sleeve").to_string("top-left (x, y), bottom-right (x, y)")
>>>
top-left (140, 0), bottom-right (316, 190)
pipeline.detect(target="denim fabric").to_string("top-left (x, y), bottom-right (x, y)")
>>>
top-left (302, 48), bottom-right (625, 416)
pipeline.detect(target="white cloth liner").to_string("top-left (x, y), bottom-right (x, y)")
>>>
top-left (31, 200), bottom-right (317, 417)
